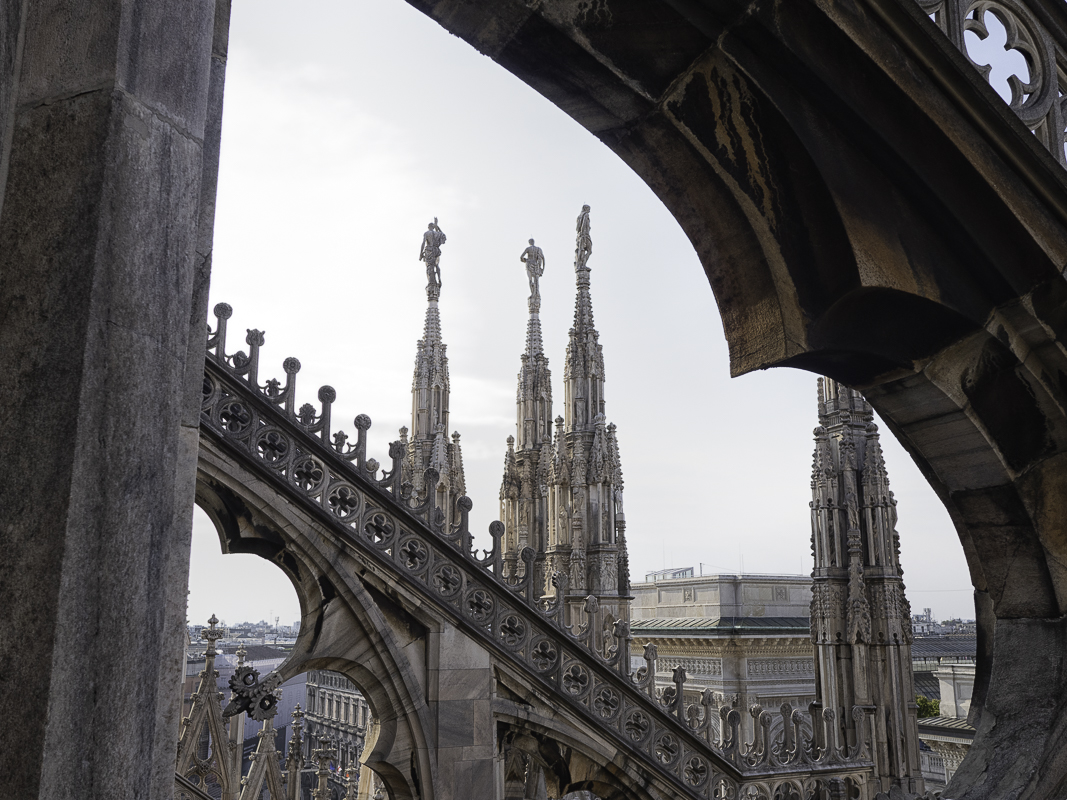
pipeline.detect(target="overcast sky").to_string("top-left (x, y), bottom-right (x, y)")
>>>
top-left (186, 0), bottom-right (1031, 629)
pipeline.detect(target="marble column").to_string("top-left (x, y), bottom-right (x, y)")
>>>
top-left (0, 1), bottom-right (229, 797)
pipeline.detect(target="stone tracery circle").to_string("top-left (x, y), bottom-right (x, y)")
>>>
top-left (253, 427), bottom-right (291, 466)
top-left (530, 638), bottom-right (558, 672)
top-left (398, 537), bottom-right (429, 572)
top-left (624, 709), bottom-right (651, 743)
top-left (498, 614), bottom-right (526, 648)
top-left (593, 685), bottom-right (621, 719)
top-left (684, 755), bottom-right (709, 787)
top-left (561, 662), bottom-right (590, 696)
top-left (465, 588), bottom-right (494, 623)
top-left (654, 732), bottom-right (679, 765)
top-left (431, 563), bottom-right (462, 597)
top-left (363, 511), bottom-right (396, 547)
top-left (290, 454), bottom-right (326, 494)
top-left (217, 398), bottom-right (253, 436)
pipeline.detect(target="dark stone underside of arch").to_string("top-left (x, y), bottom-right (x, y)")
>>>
top-left (405, 0), bottom-right (1067, 797)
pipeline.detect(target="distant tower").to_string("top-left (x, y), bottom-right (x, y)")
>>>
top-left (409, 219), bottom-right (466, 526)
top-left (809, 378), bottom-right (923, 795)
top-left (540, 206), bottom-right (629, 635)
top-left (501, 237), bottom-right (553, 584)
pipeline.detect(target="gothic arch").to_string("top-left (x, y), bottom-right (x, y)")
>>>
top-left (195, 442), bottom-right (438, 800)
top-left (494, 707), bottom-right (673, 800)
top-left (399, 2), bottom-right (1067, 795)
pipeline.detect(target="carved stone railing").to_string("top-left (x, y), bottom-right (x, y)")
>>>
top-left (918, 0), bottom-right (1067, 166)
top-left (200, 303), bottom-right (874, 799)
top-left (174, 773), bottom-right (216, 800)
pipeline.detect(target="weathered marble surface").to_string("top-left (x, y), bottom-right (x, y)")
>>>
top-left (0, 1), bottom-right (227, 797)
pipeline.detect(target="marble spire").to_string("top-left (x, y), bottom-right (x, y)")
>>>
top-left (547, 206), bottom-right (629, 640)
top-left (498, 208), bottom-right (630, 646)
top-left (409, 219), bottom-right (465, 523)
top-left (563, 204), bottom-right (605, 434)
top-left (502, 236), bottom-right (554, 581)
top-left (809, 377), bottom-right (923, 794)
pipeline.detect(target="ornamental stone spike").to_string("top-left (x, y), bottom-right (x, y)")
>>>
top-left (564, 205), bottom-right (602, 433)
top-left (311, 739), bottom-right (337, 800)
top-left (201, 613), bottom-right (225, 657)
top-left (345, 764), bottom-right (360, 800)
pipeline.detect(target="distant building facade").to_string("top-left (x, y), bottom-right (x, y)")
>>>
top-left (304, 670), bottom-right (372, 798)
top-left (630, 572), bottom-right (816, 739)
top-left (912, 636), bottom-right (977, 788)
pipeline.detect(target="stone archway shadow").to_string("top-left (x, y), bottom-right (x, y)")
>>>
top-left (397, 2), bottom-right (1067, 797)
top-left (195, 461), bottom-right (436, 800)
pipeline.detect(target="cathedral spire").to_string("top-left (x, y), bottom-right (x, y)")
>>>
top-left (809, 377), bottom-right (922, 794)
top-left (546, 206), bottom-right (628, 642)
top-left (501, 238), bottom-right (553, 579)
top-left (514, 237), bottom-right (552, 452)
top-left (411, 219), bottom-right (449, 445)
top-left (564, 205), bottom-right (604, 433)
top-left (409, 219), bottom-right (463, 526)
top-left (498, 209), bottom-right (629, 642)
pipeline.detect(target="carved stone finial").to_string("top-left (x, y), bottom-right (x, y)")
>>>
top-left (235, 644), bottom-right (247, 666)
top-left (201, 614), bottom-right (225, 656)
top-left (345, 764), bottom-right (361, 800)
top-left (311, 739), bottom-right (338, 800)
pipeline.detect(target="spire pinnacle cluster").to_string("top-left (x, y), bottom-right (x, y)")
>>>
top-left (499, 206), bottom-right (629, 644)
top-left (401, 208), bottom-right (630, 643)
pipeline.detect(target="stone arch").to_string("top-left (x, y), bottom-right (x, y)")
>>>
top-left (195, 442), bottom-right (438, 800)
top-left (496, 714), bottom-right (675, 800)
top-left (399, 2), bottom-right (1067, 795)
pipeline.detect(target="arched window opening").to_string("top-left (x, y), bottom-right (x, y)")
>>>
top-left (183, 506), bottom-right (384, 799)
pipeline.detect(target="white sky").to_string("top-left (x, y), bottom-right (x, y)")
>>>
top-left (187, 0), bottom-right (1022, 628)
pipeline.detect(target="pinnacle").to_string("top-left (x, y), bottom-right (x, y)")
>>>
top-left (525, 309), bottom-right (544, 357)
top-left (571, 272), bottom-right (597, 337)
top-left (422, 299), bottom-right (442, 344)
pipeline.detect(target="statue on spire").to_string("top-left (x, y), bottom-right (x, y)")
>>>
top-left (419, 217), bottom-right (446, 299)
top-left (520, 238), bottom-right (545, 310)
top-left (575, 204), bottom-right (592, 269)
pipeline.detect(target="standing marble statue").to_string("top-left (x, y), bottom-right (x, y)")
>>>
top-left (419, 217), bottom-right (447, 296)
top-left (575, 204), bottom-right (592, 269)
top-left (520, 238), bottom-right (545, 306)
